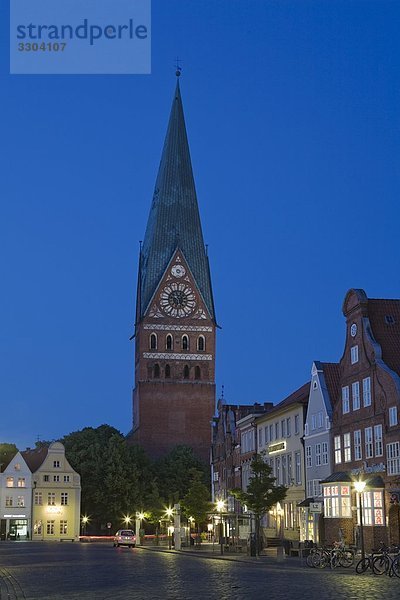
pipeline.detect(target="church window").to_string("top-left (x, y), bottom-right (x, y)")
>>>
top-left (166, 334), bottom-right (173, 350)
top-left (154, 364), bottom-right (160, 378)
top-left (165, 364), bottom-right (171, 378)
top-left (197, 335), bottom-right (205, 351)
top-left (183, 365), bottom-right (189, 379)
top-left (182, 335), bottom-right (189, 350)
top-left (195, 366), bottom-right (201, 380)
top-left (150, 333), bottom-right (157, 350)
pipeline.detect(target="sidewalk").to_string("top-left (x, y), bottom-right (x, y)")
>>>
top-left (136, 542), bottom-right (304, 567)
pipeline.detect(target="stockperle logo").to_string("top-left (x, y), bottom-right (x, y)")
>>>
top-left (10, 0), bottom-right (151, 74)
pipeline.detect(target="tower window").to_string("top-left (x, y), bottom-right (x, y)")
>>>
top-left (166, 334), bottom-right (173, 350)
top-left (184, 365), bottom-right (189, 379)
top-left (182, 335), bottom-right (189, 350)
top-left (150, 333), bottom-right (157, 350)
top-left (197, 335), bottom-right (205, 352)
top-left (165, 364), bottom-right (171, 378)
top-left (154, 364), bottom-right (160, 378)
top-left (195, 366), bottom-right (201, 380)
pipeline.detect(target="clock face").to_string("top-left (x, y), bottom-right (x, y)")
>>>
top-left (350, 323), bottom-right (357, 337)
top-left (171, 264), bottom-right (186, 278)
top-left (160, 283), bottom-right (196, 318)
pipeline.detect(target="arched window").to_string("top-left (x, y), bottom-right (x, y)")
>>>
top-left (154, 364), bottom-right (160, 378)
top-left (197, 335), bottom-right (205, 352)
top-left (195, 366), bottom-right (201, 380)
top-left (166, 334), bottom-right (173, 350)
top-left (182, 335), bottom-right (189, 351)
top-left (165, 364), bottom-right (171, 378)
top-left (183, 365), bottom-right (189, 379)
top-left (150, 333), bottom-right (157, 350)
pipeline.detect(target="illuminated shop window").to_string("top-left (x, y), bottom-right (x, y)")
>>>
top-left (323, 484), bottom-right (351, 518)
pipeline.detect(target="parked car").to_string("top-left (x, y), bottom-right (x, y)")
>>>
top-left (113, 530), bottom-right (136, 548)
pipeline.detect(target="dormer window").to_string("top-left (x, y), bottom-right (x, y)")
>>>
top-left (166, 334), bottom-right (173, 350)
top-left (351, 345), bottom-right (359, 364)
top-left (150, 333), bottom-right (157, 350)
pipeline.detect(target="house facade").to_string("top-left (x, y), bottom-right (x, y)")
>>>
top-left (303, 361), bottom-right (340, 542)
top-left (0, 452), bottom-right (34, 539)
top-left (256, 383), bottom-right (309, 544)
top-left (31, 442), bottom-right (81, 541)
top-left (323, 289), bottom-right (400, 550)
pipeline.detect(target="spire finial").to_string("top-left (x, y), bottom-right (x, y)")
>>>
top-left (175, 57), bottom-right (182, 77)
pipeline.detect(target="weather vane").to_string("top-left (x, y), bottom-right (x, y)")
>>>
top-left (175, 57), bottom-right (182, 77)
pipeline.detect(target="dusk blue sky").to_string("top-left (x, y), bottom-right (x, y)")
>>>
top-left (1, 1), bottom-right (399, 451)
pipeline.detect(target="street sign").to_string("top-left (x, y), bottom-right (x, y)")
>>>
top-left (309, 502), bottom-right (322, 513)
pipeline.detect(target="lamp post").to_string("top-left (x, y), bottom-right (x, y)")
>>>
top-left (165, 508), bottom-right (173, 549)
top-left (135, 512), bottom-right (145, 546)
top-left (354, 480), bottom-right (366, 561)
top-left (216, 499), bottom-right (226, 555)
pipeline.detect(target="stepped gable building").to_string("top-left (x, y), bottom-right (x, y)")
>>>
top-left (323, 289), bottom-right (400, 549)
top-left (130, 76), bottom-right (216, 462)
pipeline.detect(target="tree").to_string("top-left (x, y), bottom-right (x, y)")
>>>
top-left (154, 445), bottom-right (209, 505)
top-left (231, 454), bottom-right (287, 556)
top-left (181, 470), bottom-right (212, 540)
top-left (0, 443), bottom-right (18, 471)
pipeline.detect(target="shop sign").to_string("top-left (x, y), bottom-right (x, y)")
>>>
top-left (351, 462), bottom-right (386, 475)
top-left (268, 441), bottom-right (286, 454)
top-left (309, 503), bottom-right (322, 513)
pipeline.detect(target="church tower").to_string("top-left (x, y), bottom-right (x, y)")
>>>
top-left (131, 76), bottom-right (216, 462)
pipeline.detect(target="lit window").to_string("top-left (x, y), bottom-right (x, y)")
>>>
top-left (197, 336), bottom-right (205, 351)
top-left (387, 442), bottom-right (400, 475)
top-left (342, 386), bottom-right (350, 414)
top-left (351, 345), bottom-right (359, 364)
top-left (182, 335), bottom-right (189, 350)
top-left (352, 382), bottom-right (360, 410)
top-left (48, 493), bottom-right (56, 506)
top-left (6, 477), bottom-right (13, 488)
top-left (354, 430), bottom-right (362, 460)
top-left (334, 435), bottom-right (341, 464)
top-left (374, 424), bottom-right (383, 457)
top-left (46, 520), bottom-right (55, 535)
top-left (60, 520), bottom-right (68, 535)
top-left (361, 491), bottom-right (384, 526)
top-left (363, 377), bottom-right (371, 407)
top-left (343, 433), bottom-right (351, 462)
top-left (365, 427), bottom-right (373, 459)
top-left (389, 406), bottom-right (398, 427)
top-left (166, 334), bottom-right (173, 350)
top-left (17, 496), bottom-right (24, 507)
top-left (150, 333), bottom-right (157, 350)
top-left (323, 484), bottom-right (351, 518)
top-left (306, 446), bottom-right (312, 468)
top-left (34, 521), bottom-right (42, 535)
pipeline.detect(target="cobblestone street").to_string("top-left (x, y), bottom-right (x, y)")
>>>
top-left (0, 542), bottom-right (399, 600)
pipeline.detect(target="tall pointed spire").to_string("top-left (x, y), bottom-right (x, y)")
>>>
top-left (139, 79), bottom-right (215, 321)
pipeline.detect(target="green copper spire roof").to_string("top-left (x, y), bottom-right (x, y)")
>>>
top-left (138, 79), bottom-right (215, 321)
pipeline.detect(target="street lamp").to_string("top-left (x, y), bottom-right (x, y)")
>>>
top-left (123, 514), bottom-right (132, 528)
top-left (354, 480), bottom-right (366, 561)
top-left (216, 499), bottom-right (226, 555)
top-left (81, 515), bottom-right (89, 536)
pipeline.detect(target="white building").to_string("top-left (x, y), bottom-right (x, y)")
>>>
top-left (0, 452), bottom-right (34, 539)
